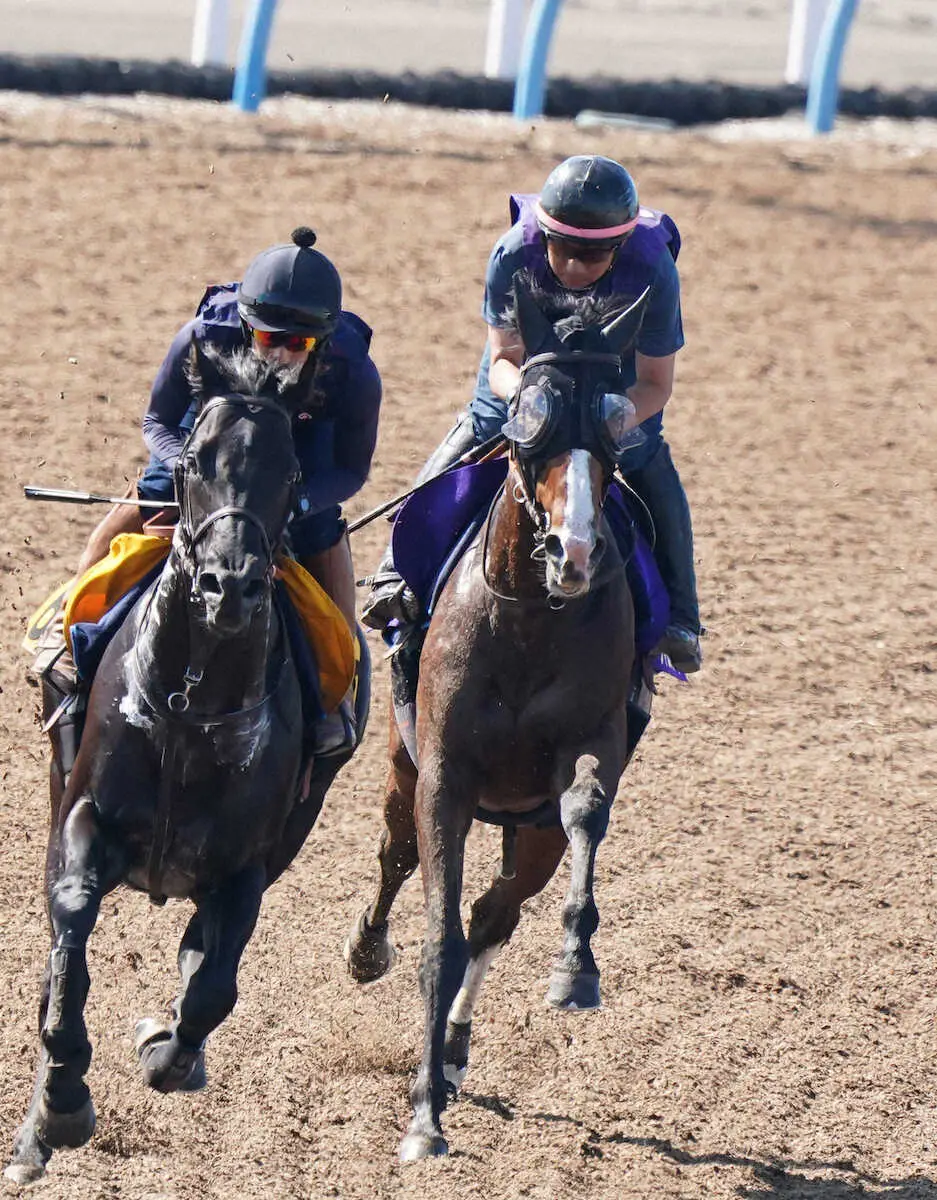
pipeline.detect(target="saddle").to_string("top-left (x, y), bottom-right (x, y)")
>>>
top-left (390, 458), bottom-right (670, 653)
top-left (24, 533), bottom-right (355, 726)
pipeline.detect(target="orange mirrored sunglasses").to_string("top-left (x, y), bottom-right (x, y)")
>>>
top-left (251, 328), bottom-right (318, 353)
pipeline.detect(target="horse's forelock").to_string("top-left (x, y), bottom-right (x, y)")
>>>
top-left (513, 270), bottom-right (626, 335)
top-left (186, 343), bottom-right (297, 409)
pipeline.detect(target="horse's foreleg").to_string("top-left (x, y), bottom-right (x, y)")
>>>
top-left (7, 797), bottom-right (116, 1183)
top-left (399, 769), bottom-right (472, 1163)
top-left (444, 825), bottom-right (569, 1090)
top-left (136, 861), bottom-right (265, 1094)
top-left (345, 730), bottom-right (418, 983)
top-left (550, 754), bottom-right (614, 1010)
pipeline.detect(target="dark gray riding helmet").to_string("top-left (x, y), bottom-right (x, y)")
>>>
top-left (237, 227), bottom-right (342, 336)
top-left (536, 156), bottom-right (640, 250)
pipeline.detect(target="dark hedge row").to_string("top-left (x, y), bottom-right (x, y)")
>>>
top-left (2, 53), bottom-right (936, 126)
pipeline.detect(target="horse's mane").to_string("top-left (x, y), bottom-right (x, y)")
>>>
top-left (185, 342), bottom-right (323, 412)
top-left (514, 269), bottom-right (632, 341)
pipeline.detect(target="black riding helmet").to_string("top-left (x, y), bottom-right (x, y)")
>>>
top-left (536, 156), bottom-right (640, 251)
top-left (237, 227), bottom-right (342, 336)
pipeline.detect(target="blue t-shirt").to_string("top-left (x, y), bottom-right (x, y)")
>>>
top-left (143, 285), bottom-right (382, 516)
top-left (473, 206), bottom-right (684, 423)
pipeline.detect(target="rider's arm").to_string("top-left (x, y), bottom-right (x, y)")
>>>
top-left (143, 321), bottom-right (201, 466)
top-left (628, 250), bottom-right (684, 421)
top-left (487, 324), bottom-right (525, 402)
top-left (295, 354), bottom-right (382, 514)
top-left (480, 232), bottom-right (529, 404)
top-left (628, 350), bottom-right (676, 423)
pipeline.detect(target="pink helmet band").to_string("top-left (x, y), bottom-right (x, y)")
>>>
top-left (535, 200), bottom-right (639, 240)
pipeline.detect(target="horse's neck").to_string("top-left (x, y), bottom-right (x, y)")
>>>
top-left (484, 484), bottom-right (544, 602)
top-left (135, 560), bottom-right (277, 712)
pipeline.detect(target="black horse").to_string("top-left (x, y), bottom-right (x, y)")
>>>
top-left (345, 280), bottom-right (653, 1160)
top-left (7, 343), bottom-right (370, 1184)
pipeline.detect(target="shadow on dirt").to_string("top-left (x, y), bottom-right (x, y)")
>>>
top-left (520, 1117), bottom-right (937, 1198)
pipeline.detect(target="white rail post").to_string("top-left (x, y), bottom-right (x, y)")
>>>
top-left (191, 0), bottom-right (230, 67)
top-left (785, 0), bottom-right (829, 85)
top-left (485, 0), bottom-right (528, 80)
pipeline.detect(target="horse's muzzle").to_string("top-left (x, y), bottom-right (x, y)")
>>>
top-left (194, 568), bottom-right (268, 634)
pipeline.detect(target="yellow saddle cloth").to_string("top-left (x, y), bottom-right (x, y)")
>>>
top-left (24, 533), bottom-right (355, 712)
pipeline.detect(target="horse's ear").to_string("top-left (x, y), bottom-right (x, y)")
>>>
top-left (185, 334), bottom-right (228, 404)
top-left (513, 275), bottom-right (556, 357)
top-left (600, 286), bottom-right (651, 356)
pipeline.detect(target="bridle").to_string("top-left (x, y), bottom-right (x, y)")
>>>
top-left (485, 348), bottom-right (623, 605)
top-left (505, 347), bottom-right (622, 528)
top-left (173, 393), bottom-right (298, 585)
top-left (134, 392), bottom-right (298, 721)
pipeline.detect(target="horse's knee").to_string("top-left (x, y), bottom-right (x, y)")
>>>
top-left (559, 758), bottom-right (611, 841)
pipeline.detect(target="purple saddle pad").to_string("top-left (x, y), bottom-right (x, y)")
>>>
top-left (390, 459), bottom-right (670, 655)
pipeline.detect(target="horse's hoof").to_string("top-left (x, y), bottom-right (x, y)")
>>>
top-left (36, 1096), bottom-right (96, 1150)
top-left (399, 1129), bottom-right (448, 1162)
top-left (344, 911), bottom-right (396, 983)
top-left (135, 1019), bottom-right (207, 1094)
top-left (546, 970), bottom-right (601, 1010)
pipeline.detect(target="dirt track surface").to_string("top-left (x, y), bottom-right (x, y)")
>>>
top-left (1, 93), bottom-right (936, 1199)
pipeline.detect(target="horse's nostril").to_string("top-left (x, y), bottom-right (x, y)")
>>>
top-left (543, 533), bottom-right (563, 560)
top-left (198, 572), bottom-right (222, 597)
top-left (591, 535), bottom-right (607, 563)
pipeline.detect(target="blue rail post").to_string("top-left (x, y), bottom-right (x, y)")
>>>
top-left (513, 0), bottom-right (565, 120)
top-left (232, 0), bottom-right (278, 113)
top-left (805, 0), bottom-right (860, 134)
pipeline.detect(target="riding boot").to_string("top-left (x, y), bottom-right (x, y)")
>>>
top-left (624, 441), bottom-right (703, 673)
top-left (360, 413), bottom-right (477, 631)
top-left (300, 528), bottom-right (359, 757)
top-left (42, 667), bottom-right (88, 783)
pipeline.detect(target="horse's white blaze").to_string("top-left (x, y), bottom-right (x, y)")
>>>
top-left (448, 944), bottom-right (501, 1026)
top-left (554, 449), bottom-right (597, 580)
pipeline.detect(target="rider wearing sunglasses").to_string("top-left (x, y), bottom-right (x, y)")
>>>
top-left (37, 227), bottom-right (382, 755)
top-left (362, 154), bottom-right (702, 674)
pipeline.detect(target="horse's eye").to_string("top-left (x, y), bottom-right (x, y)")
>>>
top-left (183, 453), bottom-right (200, 477)
top-left (502, 383), bottom-right (555, 451)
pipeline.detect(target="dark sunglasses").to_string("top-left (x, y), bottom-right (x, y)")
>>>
top-left (250, 328), bottom-right (318, 353)
top-left (547, 237), bottom-right (627, 265)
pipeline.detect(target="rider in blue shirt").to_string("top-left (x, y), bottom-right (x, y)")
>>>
top-left (362, 156), bottom-right (701, 672)
top-left (42, 228), bottom-right (382, 754)
top-left (78, 228), bottom-right (380, 628)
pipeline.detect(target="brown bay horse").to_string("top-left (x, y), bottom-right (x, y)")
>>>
top-left (7, 343), bottom-right (370, 1183)
top-left (345, 280), bottom-right (652, 1160)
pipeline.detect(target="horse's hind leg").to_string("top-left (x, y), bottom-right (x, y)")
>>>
top-left (444, 824), bottom-right (568, 1091)
top-left (549, 753), bottom-right (615, 1010)
top-left (7, 797), bottom-right (118, 1184)
top-left (136, 861), bottom-right (265, 1094)
top-left (345, 729), bottom-right (418, 983)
